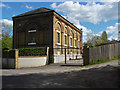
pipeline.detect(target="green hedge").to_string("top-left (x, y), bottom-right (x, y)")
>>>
top-left (19, 47), bottom-right (47, 56)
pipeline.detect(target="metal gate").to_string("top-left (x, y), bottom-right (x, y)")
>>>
top-left (53, 48), bottom-right (83, 66)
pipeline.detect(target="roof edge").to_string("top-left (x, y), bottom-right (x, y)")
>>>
top-left (54, 11), bottom-right (82, 32)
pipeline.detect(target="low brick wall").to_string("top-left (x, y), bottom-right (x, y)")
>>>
top-left (17, 56), bottom-right (47, 68)
top-left (2, 47), bottom-right (49, 69)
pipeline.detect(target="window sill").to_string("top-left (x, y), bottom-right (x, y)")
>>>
top-left (64, 44), bottom-right (67, 46)
top-left (56, 43), bottom-right (61, 46)
top-left (28, 43), bottom-right (36, 45)
top-left (74, 46), bottom-right (77, 48)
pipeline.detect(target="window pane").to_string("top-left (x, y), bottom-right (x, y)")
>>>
top-left (57, 32), bottom-right (60, 43)
top-left (65, 35), bottom-right (67, 44)
top-left (70, 38), bottom-right (72, 46)
top-left (29, 32), bottom-right (36, 43)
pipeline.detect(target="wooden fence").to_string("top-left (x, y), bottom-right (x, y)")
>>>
top-left (83, 42), bottom-right (120, 65)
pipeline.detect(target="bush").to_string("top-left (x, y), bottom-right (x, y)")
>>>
top-left (19, 47), bottom-right (47, 56)
top-left (50, 56), bottom-right (54, 63)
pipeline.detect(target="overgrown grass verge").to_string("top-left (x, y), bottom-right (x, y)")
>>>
top-left (83, 56), bottom-right (120, 67)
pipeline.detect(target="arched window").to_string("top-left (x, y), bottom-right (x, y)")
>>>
top-left (55, 21), bottom-right (61, 45)
top-left (64, 27), bottom-right (67, 46)
top-left (28, 27), bottom-right (37, 45)
top-left (70, 30), bottom-right (73, 47)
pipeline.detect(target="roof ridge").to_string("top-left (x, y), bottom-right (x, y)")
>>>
top-left (12, 7), bottom-right (54, 18)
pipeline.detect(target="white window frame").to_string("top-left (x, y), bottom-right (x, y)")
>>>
top-left (64, 33), bottom-right (67, 46)
top-left (28, 29), bottom-right (36, 45)
top-left (28, 43), bottom-right (36, 45)
top-left (56, 30), bottom-right (61, 45)
top-left (74, 39), bottom-right (77, 48)
top-left (28, 30), bottom-right (36, 32)
top-left (70, 36), bottom-right (72, 47)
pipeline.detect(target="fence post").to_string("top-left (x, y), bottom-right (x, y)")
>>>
top-left (46, 47), bottom-right (50, 65)
top-left (83, 46), bottom-right (89, 65)
top-left (7, 51), bottom-right (9, 69)
top-left (15, 49), bottom-right (18, 69)
top-left (65, 48), bottom-right (66, 64)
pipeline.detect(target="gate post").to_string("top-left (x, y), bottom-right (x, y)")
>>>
top-left (46, 47), bottom-right (50, 65)
top-left (83, 46), bottom-right (89, 65)
top-left (65, 48), bottom-right (66, 64)
top-left (15, 49), bottom-right (18, 69)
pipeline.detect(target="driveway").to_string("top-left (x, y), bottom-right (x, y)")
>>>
top-left (1, 60), bottom-right (120, 88)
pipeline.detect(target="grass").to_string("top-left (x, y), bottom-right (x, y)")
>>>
top-left (83, 56), bottom-right (120, 67)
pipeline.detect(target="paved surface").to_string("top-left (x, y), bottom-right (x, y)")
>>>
top-left (1, 59), bottom-right (83, 76)
top-left (1, 60), bottom-right (120, 88)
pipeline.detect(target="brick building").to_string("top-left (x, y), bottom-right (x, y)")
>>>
top-left (12, 7), bottom-right (82, 62)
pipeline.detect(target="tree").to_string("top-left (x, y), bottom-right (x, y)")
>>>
top-left (84, 40), bottom-right (92, 47)
top-left (91, 35), bottom-right (102, 46)
top-left (2, 32), bottom-right (13, 49)
top-left (1, 19), bottom-right (13, 49)
top-left (101, 31), bottom-right (108, 44)
top-left (84, 35), bottom-right (102, 46)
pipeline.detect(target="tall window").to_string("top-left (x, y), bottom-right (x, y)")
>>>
top-left (70, 38), bottom-right (72, 46)
top-left (57, 32), bottom-right (60, 43)
top-left (64, 35), bottom-right (67, 45)
top-left (28, 30), bottom-right (36, 45)
top-left (75, 39), bottom-right (76, 47)
top-left (78, 41), bottom-right (79, 47)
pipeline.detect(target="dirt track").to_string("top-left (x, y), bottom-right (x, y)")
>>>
top-left (2, 60), bottom-right (120, 88)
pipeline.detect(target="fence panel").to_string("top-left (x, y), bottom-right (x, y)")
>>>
top-left (83, 42), bottom-right (120, 65)
top-left (2, 50), bottom-right (15, 69)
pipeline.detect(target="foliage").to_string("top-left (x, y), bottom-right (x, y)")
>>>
top-left (84, 40), bottom-right (92, 47)
top-left (101, 31), bottom-right (108, 44)
top-left (83, 56), bottom-right (120, 67)
top-left (50, 56), bottom-right (54, 63)
top-left (91, 35), bottom-right (102, 46)
top-left (2, 32), bottom-right (13, 49)
top-left (84, 31), bottom-right (108, 47)
top-left (19, 47), bottom-right (47, 56)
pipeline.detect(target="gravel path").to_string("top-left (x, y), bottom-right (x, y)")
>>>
top-left (1, 60), bottom-right (120, 88)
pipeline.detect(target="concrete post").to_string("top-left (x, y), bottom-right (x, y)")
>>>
top-left (15, 49), bottom-right (18, 69)
top-left (46, 47), bottom-right (50, 65)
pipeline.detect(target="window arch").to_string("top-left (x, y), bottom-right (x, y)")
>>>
top-left (55, 21), bottom-right (62, 45)
top-left (70, 30), bottom-right (74, 47)
top-left (64, 26), bottom-right (67, 46)
top-left (26, 25), bottom-right (37, 45)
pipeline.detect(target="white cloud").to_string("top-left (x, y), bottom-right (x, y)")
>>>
top-left (50, 3), bottom-right (57, 8)
top-left (101, 0), bottom-right (120, 2)
top-left (0, 3), bottom-right (10, 8)
top-left (25, 5), bottom-right (33, 9)
top-left (96, 23), bottom-right (118, 40)
top-left (51, 1), bottom-right (119, 42)
top-left (51, 1), bottom-right (118, 24)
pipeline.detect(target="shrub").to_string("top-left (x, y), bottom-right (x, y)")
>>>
top-left (50, 56), bottom-right (54, 63)
top-left (19, 47), bottom-right (47, 56)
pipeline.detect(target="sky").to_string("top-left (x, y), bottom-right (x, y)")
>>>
top-left (0, 1), bottom-right (120, 42)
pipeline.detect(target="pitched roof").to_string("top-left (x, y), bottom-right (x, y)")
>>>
top-left (12, 7), bottom-right (82, 32)
top-left (12, 7), bottom-right (54, 18)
